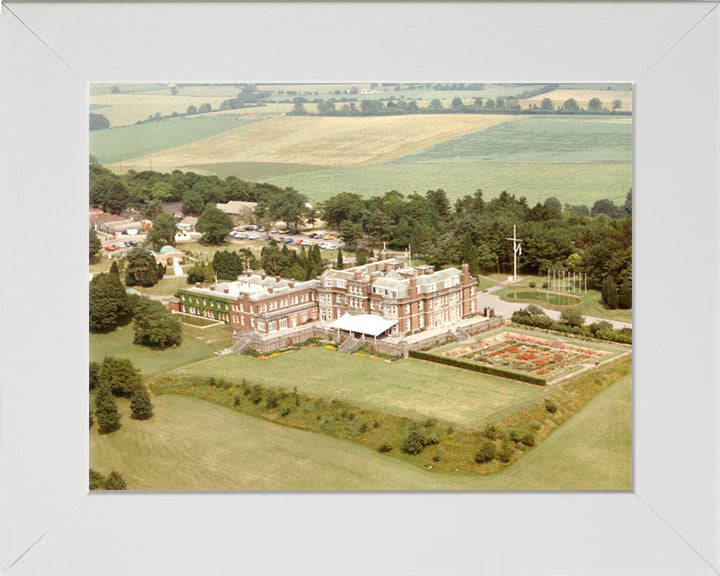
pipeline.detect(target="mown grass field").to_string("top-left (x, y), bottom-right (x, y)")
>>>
top-left (170, 347), bottom-right (546, 426)
top-left (90, 370), bottom-right (631, 490)
top-left (266, 160), bottom-right (632, 205)
top-left (90, 323), bottom-right (230, 376)
top-left (111, 114), bottom-right (518, 172)
top-left (519, 89), bottom-right (633, 111)
top-left (90, 114), bottom-right (250, 164)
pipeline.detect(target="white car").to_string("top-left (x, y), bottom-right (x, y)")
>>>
top-left (247, 233), bottom-right (260, 240)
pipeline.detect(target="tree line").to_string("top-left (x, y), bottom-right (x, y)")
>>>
top-left (292, 95), bottom-right (629, 117)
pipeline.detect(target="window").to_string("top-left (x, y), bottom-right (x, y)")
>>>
top-left (405, 304), bottom-right (410, 314)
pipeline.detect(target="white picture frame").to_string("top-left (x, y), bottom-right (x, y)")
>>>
top-left (1, 2), bottom-right (718, 574)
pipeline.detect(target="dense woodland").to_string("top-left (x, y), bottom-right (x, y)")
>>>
top-left (90, 164), bottom-right (632, 303)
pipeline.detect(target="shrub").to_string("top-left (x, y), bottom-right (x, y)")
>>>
top-left (266, 390), bottom-right (280, 409)
top-left (98, 356), bottom-right (142, 397)
top-left (560, 307), bottom-right (585, 327)
top-left (497, 442), bottom-right (514, 463)
top-left (249, 385), bottom-right (263, 405)
top-left (89, 361), bottom-right (100, 390)
top-left (509, 429), bottom-right (523, 443)
top-left (186, 266), bottom-right (205, 284)
top-left (545, 399), bottom-right (558, 414)
top-left (475, 441), bottom-right (497, 463)
top-left (402, 429), bottom-right (428, 455)
top-left (104, 471), bottom-right (128, 490)
top-left (346, 419), bottom-right (368, 436)
top-left (530, 421), bottom-right (541, 431)
top-left (432, 453), bottom-right (442, 462)
top-left (378, 443), bottom-right (393, 453)
top-left (483, 424), bottom-right (501, 440)
top-left (280, 407), bottom-right (292, 417)
top-left (521, 433), bottom-right (536, 447)
top-left (373, 419), bottom-right (380, 428)
top-left (233, 395), bottom-right (241, 407)
top-left (528, 281), bottom-right (536, 288)
top-left (542, 281), bottom-right (549, 288)
top-left (424, 418), bottom-right (438, 428)
top-left (89, 469), bottom-right (105, 490)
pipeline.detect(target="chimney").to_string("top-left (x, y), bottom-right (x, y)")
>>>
top-left (224, 288), bottom-right (229, 294)
top-left (379, 251), bottom-right (386, 261)
top-left (268, 287), bottom-right (274, 294)
top-left (289, 279), bottom-right (295, 289)
top-left (261, 273), bottom-right (266, 280)
top-left (275, 275), bottom-right (281, 283)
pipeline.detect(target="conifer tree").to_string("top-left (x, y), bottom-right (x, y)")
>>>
top-left (618, 282), bottom-right (632, 309)
top-left (130, 387), bottom-right (154, 420)
top-left (95, 384), bottom-right (121, 433)
top-left (336, 249), bottom-right (344, 269)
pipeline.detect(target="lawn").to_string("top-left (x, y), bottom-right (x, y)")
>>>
top-left (170, 347), bottom-right (546, 426)
top-left (133, 276), bottom-right (189, 297)
top-left (266, 160), bottom-right (632, 205)
top-left (90, 323), bottom-right (230, 376)
top-left (89, 370), bottom-right (631, 490)
top-left (90, 114), bottom-right (252, 164)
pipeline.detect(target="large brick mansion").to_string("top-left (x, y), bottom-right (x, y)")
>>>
top-left (176, 258), bottom-right (479, 340)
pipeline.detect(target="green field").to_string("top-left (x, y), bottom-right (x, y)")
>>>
top-left (187, 161), bottom-right (327, 181)
top-left (90, 323), bottom-right (230, 376)
top-left (90, 370), bottom-right (631, 490)
top-left (265, 160), bottom-right (632, 205)
top-left (90, 114), bottom-right (251, 164)
top-left (393, 116), bottom-right (632, 164)
top-left (170, 347), bottom-right (545, 426)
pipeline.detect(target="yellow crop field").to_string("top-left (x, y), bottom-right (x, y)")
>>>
top-left (519, 89), bottom-right (632, 111)
top-left (90, 93), bottom-right (232, 128)
top-left (112, 113), bottom-right (518, 172)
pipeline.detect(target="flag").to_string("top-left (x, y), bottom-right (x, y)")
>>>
top-left (517, 243), bottom-right (522, 256)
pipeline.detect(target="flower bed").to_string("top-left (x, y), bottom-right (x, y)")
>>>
top-left (443, 331), bottom-right (608, 377)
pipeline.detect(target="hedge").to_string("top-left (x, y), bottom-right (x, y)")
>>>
top-left (408, 350), bottom-right (547, 386)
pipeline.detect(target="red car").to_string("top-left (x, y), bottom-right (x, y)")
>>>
top-left (104, 245), bottom-right (116, 252)
top-left (295, 239), bottom-right (304, 245)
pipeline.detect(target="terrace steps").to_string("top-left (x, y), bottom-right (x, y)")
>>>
top-left (338, 336), bottom-right (362, 354)
top-left (230, 336), bottom-right (253, 355)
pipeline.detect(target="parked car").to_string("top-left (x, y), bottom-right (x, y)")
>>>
top-left (247, 233), bottom-right (260, 239)
top-left (104, 245), bottom-right (116, 252)
top-left (324, 235), bottom-right (336, 240)
top-left (284, 237), bottom-right (295, 244)
top-left (270, 228), bottom-right (279, 234)
top-left (310, 232), bottom-right (324, 239)
top-left (128, 241), bottom-right (138, 247)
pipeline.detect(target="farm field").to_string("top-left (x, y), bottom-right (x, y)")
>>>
top-left (519, 89), bottom-right (633, 111)
top-left (89, 92), bottom-right (232, 128)
top-left (170, 347), bottom-right (546, 426)
top-left (90, 114), bottom-right (251, 164)
top-left (90, 323), bottom-right (230, 376)
top-left (393, 116), bottom-right (632, 164)
top-left (90, 370), bottom-right (632, 490)
top-left (108, 113), bottom-right (518, 172)
top-left (266, 160), bottom-right (632, 205)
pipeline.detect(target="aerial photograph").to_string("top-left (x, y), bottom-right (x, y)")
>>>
top-left (88, 82), bottom-right (632, 491)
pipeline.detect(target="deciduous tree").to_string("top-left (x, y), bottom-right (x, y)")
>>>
top-left (197, 204), bottom-right (233, 244)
